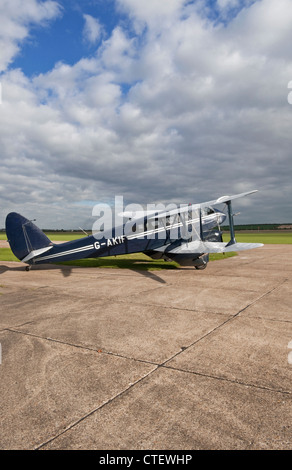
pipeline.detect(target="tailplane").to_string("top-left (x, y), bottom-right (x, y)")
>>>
top-left (5, 213), bottom-right (53, 263)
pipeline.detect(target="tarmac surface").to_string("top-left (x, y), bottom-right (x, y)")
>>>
top-left (0, 244), bottom-right (291, 450)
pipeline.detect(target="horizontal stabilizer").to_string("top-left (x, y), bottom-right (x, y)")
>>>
top-left (155, 241), bottom-right (263, 254)
top-left (22, 246), bottom-right (53, 263)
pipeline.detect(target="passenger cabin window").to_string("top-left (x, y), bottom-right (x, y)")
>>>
top-left (131, 223), bottom-right (144, 233)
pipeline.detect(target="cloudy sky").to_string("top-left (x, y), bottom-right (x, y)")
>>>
top-left (0, 0), bottom-right (291, 229)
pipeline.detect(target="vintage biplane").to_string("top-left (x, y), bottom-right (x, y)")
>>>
top-left (5, 190), bottom-right (263, 271)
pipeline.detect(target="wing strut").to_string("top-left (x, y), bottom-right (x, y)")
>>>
top-left (225, 200), bottom-right (236, 247)
top-left (199, 208), bottom-right (204, 241)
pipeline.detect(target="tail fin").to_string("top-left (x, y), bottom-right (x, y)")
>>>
top-left (5, 213), bottom-right (53, 263)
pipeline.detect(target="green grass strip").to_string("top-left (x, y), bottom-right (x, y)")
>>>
top-left (0, 248), bottom-right (235, 270)
top-left (1, 231), bottom-right (291, 269)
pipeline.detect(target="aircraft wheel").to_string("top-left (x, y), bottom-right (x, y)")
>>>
top-left (195, 264), bottom-right (207, 270)
top-left (25, 265), bottom-right (31, 272)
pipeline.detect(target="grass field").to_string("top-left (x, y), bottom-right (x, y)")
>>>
top-left (230, 232), bottom-right (292, 244)
top-left (0, 247), bottom-right (235, 269)
top-left (0, 231), bottom-right (291, 270)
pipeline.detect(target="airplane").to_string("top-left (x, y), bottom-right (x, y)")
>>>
top-left (5, 190), bottom-right (263, 271)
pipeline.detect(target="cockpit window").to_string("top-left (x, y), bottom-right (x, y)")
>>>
top-left (203, 207), bottom-right (214, 216)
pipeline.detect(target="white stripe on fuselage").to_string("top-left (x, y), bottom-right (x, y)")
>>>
top-left (36, 244), bottom-right (95, 262)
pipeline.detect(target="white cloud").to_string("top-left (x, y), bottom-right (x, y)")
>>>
top-left (225, 0), bottom-right (292, 58)
top-left (0, 0), bottom-right (61, 72)
top-left (83, 14), bottom-right (103, 44)
top-left (116, 0), bottom-right (186, 32)
top-left (1, 0), bottom-right (292, 228)
top-left (216, 0), bottom-right (255, 14)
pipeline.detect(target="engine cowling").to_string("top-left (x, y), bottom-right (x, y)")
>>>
top-left (203, 230), bottom-right (223, 243)
top-left (145, 230), bottom-right (223, 269)
top-left (162, 252), bottom-right (209, 268)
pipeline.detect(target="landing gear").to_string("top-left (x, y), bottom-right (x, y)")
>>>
top-left (194, 253), bottom-right (209, 270)
top-left (195, 263), bottom-right (207, 270)
top-left (25, 265), bottom-right (31, 271)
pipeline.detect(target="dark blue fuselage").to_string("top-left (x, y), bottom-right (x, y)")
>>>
top-left (5, 210), bottom-right (226, 266)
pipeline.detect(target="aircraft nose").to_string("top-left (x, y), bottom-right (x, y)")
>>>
top-left (219, 212), bottom-right (226, 225)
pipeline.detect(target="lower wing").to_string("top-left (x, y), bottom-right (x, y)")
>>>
top-left (154, 241), bottom-right (263, 254)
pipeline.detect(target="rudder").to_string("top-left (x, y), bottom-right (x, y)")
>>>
top-left (6, 213), bottom-right (52, 263)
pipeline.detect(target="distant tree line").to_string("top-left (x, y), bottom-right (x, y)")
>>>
top-left (221, 224), bottom-right (292, 231)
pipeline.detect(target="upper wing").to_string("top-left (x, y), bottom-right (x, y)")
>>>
top-left (118, 209), bottom-right (164, 220)
top-left (198, 190), bottom-right (258, 208)
top-left (118, 190), bottom-right (258, 225)
top-left (149, 190), bottom-right (258, 220)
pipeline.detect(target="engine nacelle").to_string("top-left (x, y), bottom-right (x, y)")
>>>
top-left (203, 230), bottom-right (223, 243)
top-left (145, 230), bottom-right (223, 269)
top-left (164, 252), bottom-right (209, 268)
